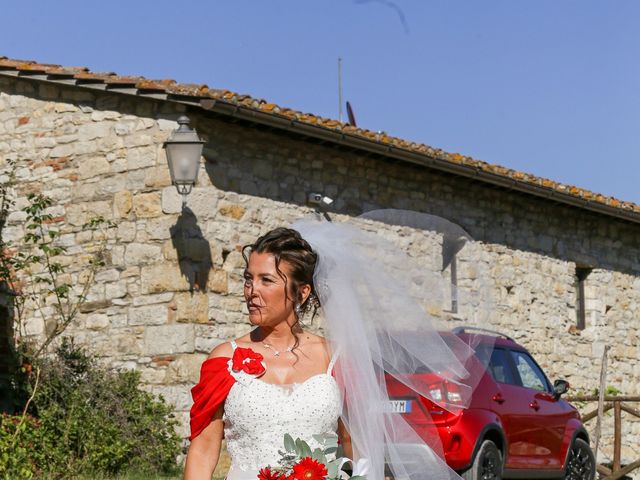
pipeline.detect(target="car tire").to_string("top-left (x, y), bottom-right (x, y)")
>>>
top-left (564, 438), bottom-right (595, 480)
top-left (462, 439), bottom-right (503, 480)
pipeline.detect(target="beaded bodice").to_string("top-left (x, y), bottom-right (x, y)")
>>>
top-left (223, 341), bottom-right (342, 472)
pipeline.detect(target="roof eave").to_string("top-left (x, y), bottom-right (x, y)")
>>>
top-left (198, 98), bottom-right (640, 225)
top-left (2, 71), bottom-right (638, 225)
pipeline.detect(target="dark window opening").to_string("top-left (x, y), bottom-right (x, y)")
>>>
top-left (441, 249), bottom-right (458, 314)
top-left (443, 235), bottom-right (466, 314)
top-left (450, 254), bottom-right (458, 313)
top-left (575, 266), bottom-right (592, 330)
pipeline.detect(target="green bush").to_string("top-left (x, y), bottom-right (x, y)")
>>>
top-left (0, 414), bottom-right (49, 479)
top-left (0, 339), bottom-right (181, 478)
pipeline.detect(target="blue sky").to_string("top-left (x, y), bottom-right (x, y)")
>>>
top-left (3, 1), bottom-right (639, 203)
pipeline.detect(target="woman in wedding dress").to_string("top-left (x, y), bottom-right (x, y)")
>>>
top-left (184, 213), bottom-right (486, 480)
top-left (184, 227), bottom-right (350, 480)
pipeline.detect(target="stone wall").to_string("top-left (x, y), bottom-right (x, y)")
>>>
top-left (1, 76), bottom-right (639, 470)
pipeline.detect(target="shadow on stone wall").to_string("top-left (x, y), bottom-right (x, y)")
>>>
top-left (170, 207), bottom-right (212, 292)
top-left (197, 119), bottom-right (640, 277)
top-left (3, 77), bottom-right (637, 276)
top-left (0, 291), bottom-right (19, 413)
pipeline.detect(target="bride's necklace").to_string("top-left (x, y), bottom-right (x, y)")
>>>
top-left (262, 341), bottom-right (294, 357)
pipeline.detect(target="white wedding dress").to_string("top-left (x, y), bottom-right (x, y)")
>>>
top-left (223, 340), bottom-right (342, 480)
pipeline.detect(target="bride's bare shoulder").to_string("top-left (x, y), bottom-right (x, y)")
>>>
top-left (301, 331), bottom-right (326, 344)
top-left (301, 332), bottom-right (331, 360)
top-left (207, 341), bottom-right (234, 359)
top-left (208, 332), bottom-right (254, 359)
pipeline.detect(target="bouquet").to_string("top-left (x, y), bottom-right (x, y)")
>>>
top-left (257, 433), bottom-right (368, 480)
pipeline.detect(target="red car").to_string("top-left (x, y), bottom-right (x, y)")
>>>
top-left (385, 327), bottom-right (595, 480)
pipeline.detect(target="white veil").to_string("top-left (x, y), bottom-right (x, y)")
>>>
top-left (292, 210), bottom-right (494, 480)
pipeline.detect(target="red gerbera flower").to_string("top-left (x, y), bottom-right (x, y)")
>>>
top-left (258, 467), bottom-right (286, 480)
top-left (291, 457), bottom-right (328, 480)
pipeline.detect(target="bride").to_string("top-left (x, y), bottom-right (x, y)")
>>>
top-left (184, 227), bottom-right (349, 480)
top-left (184, 213), bottom-right (485, 480)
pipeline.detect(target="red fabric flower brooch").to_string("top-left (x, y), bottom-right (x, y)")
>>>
top-left (232, 347), bottom-right (266, 377)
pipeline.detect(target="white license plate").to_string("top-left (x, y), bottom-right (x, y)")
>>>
top-left (388, 400), bottom-right (412, 413)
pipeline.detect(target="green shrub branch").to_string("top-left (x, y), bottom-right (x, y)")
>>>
top-left (1, 160), bottom-right (181, 478)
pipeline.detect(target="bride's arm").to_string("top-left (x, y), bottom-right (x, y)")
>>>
top-left (184, 342), bottom-right (234, 479)
top-left (337, 417), bottom-right (353, 459)
top-left (183, 405), bottom-right (224, 480)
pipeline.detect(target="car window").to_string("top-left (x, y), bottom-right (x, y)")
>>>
top-left (484, 348), bottom-right (516, 385)
top-left (510, 351), bottom-right (548, 391)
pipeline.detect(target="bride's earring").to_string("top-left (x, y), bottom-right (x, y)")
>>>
top-left (294, 302), bottom-right (303, 317)
top-left (309, 294), bottom-right (319, 309)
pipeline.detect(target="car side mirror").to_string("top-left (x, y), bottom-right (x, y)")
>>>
top-left (553, 379), bottom-right (570, 399)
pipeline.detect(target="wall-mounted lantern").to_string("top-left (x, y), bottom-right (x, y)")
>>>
top-left (163, 115), bottom-right (204, 207)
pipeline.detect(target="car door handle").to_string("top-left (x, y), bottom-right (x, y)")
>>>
top-left (492, 393), bottom-right (505, 404)
top-left (529, 401), bottom-right (540, 411)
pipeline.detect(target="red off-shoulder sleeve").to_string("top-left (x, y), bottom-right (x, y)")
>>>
top-left (189, 356), bottom-right (236, 440)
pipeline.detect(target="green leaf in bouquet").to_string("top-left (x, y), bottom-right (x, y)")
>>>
top-left (323, 446), bottom-right (338, 455)
top-left (326, 459), bottom-right (340, 479)
top-left (284, 433), bottom-right (296, 453)
top-left (295, 438), bottom-right (312, 458)
top-left (311, 448), bottom-right (327, 465)
top-left (322, 433), bottom-right (339, 448)
top-left (312, 434), bottom-right (326, 445)
top-left (350, 476), bottom-right (366, 480)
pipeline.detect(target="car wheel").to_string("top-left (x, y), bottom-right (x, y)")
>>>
top-left (462, 439), bottom-right (503, 480)
top-left (564, 438), bottom-right (595, 480)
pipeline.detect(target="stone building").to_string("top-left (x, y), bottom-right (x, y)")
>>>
top-left (0, 56), bottom-right (639, 469)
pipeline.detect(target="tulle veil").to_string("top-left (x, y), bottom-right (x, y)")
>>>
top-left (292, 209), bottom-right (495, 480)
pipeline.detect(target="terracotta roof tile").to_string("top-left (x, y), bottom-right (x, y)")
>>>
top-left (104, 76), bottom-right (143, 85)
top-left (46, 67), bottom-right (90, 75)
top-left (166, 83), bottom-right (210, 96)
top-left (0, 55), bottom-right (637, 217)
top-left (73, 72), bottom-right (116, 81)
top-left (14, 62), bottom-right (60, 72)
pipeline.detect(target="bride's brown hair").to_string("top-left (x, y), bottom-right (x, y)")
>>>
top-left (241, 227), bottom-right (321, 351)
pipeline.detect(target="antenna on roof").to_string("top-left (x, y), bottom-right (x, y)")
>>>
top-left (338, 57), bottom-right (343, 122)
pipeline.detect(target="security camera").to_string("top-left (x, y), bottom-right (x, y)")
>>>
top-left (308, 193), bottom-right (334, 206)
